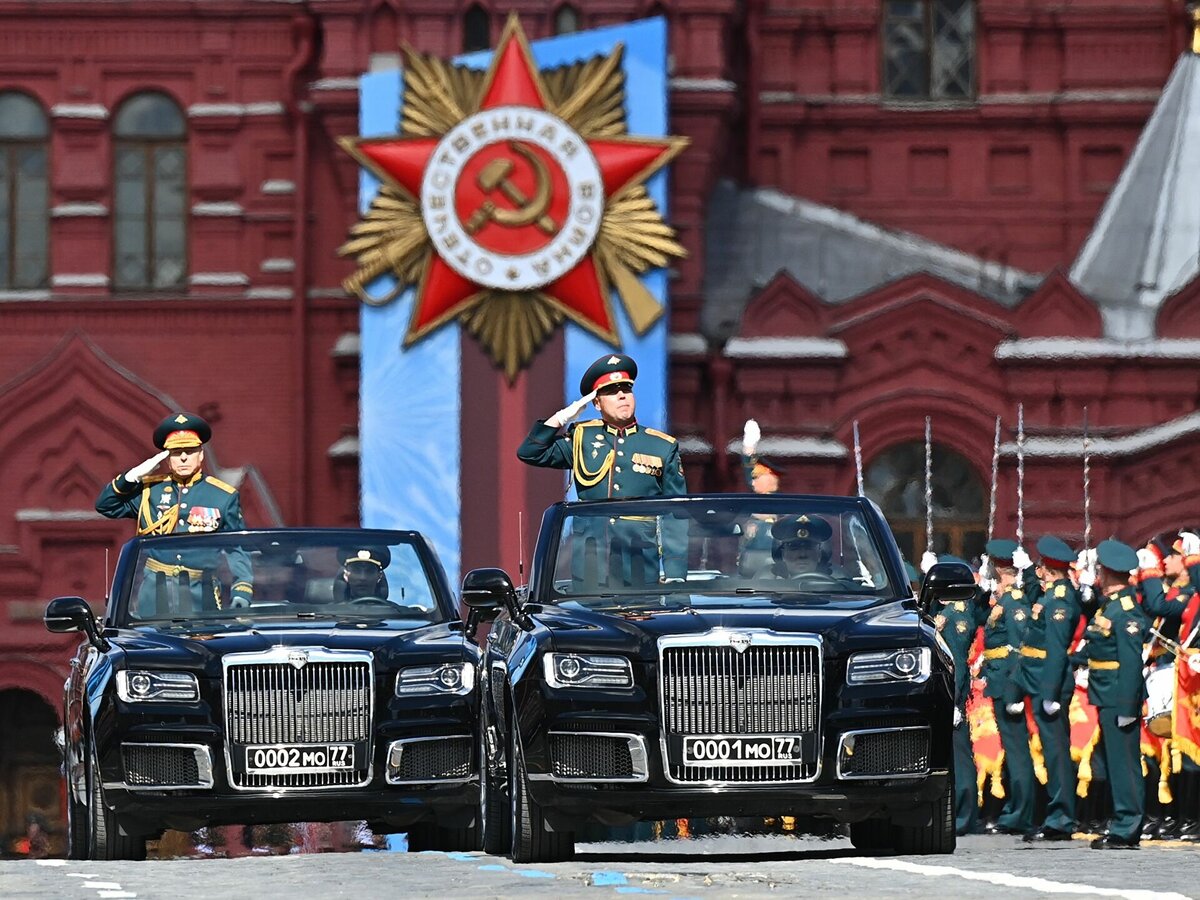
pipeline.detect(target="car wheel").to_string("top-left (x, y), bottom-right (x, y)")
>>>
top-left (479, 703), bottom-right (510, 855)
top-left (848, 817), bottom-right (893, 854)
top-left (87, 742), bottom-right (146, 861)
top-left (509, 728), bottom-right (573, 863)
top-left (66, 761), bottom-right (88, 860)
top-left (891, 776), bottom-right (956, 855)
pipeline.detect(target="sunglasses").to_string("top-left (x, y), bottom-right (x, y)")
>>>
top-left (596, 383), bottom-right (633, 397)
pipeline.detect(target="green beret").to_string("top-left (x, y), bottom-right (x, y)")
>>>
top-left (579, 353), bottom-right (637, 395)
top-left (1096, 539), bottom-right (1137, 574)
top-left (771, 514), bottom-right (833, 544)
top-left (153, 412), bottom-right (212, 450)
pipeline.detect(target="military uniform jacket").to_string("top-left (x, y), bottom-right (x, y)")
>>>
top-left (1014, 576), bottom-right (1081, 704)
top-left (1139, 573), bottom-right (1195, 654)
top-left (936, 596), bottom-right (982, 708)
top-left (980, 583), bottom-right (1029, 700)
top-left (517, 419), bottom-right (687, 500)
top-left (1081, 586), bottom-right (1147, 717)
top-left (96, 471), bottom-right (253, 597)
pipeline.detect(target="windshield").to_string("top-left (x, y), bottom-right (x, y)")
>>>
top-left (546, 497), bottom-right (898, 607)
top-left (122, 532), bottom-right (444, 627)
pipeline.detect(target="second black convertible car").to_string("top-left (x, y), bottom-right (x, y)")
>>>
top-left (464, 494), bottom-right (975, 862)
top-left (45, 528), bottom-right (480, 859)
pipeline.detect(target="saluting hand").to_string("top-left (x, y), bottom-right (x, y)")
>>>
top-left (125, 450), bottom-right (169, 483)
top-left (546, 391), bottom-right (598, 429)
top-left (742, 418), bottom-right (761, 456)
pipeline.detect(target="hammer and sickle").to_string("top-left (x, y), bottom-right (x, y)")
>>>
top-left (465, 141), bottom-right (558, 236)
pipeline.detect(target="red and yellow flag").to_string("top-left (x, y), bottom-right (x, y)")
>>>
top-left (1069, 685), bottom-right (1101, 797)
top-left (1176, 649), bottom-right (1200, 766)
top-left (968, 685), bottom-right (1004, 802)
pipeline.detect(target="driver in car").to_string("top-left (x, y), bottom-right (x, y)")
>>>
top-left (334, 546), bottom-right (392, 602)
top-left (770, 515), bottom-right (836, 581)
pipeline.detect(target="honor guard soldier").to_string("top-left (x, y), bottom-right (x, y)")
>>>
top-left (1015, 536), bottom-right (1083, 841)
top-left (96, 413), bottom-right (253, 612)
top-left (517, 354), bottom-right (687, 583)
top-left (933, 558), bottom-right (985, 835)
top-left (979, 538), bottom-right (1036, 835)
top-left (1081, 539), bottom-right (1148, 849)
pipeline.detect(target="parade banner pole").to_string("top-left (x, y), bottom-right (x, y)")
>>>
top-left (1016, 403), bottom-right (1025, 549)
top-left (853, 420), bottom-right (864, 497)
top-left (987, 415), bottom-right (1000, 545)
top-left (1082, 406), bottom-right (1092, 553)
top-left (924, 416), bottom-right (933, 556)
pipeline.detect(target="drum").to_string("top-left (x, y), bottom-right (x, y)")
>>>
top-left (1145, 663), bottom-right (1175, 738)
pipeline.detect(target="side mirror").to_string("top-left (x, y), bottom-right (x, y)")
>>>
top-left (917, 562), bottom-right (977, 617)
top-left (44, 596), bottom-right (110, 651)
top-left (461, 567), bottom-right (523, 626)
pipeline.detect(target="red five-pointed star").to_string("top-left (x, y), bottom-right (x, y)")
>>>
top-left (348, 18), bottom-right (681, 345)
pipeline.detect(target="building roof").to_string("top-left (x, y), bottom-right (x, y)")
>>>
top-left (1070, 52), bottom-right (1200, 339)
top-left (701, 180), bottom-right (1040, 342)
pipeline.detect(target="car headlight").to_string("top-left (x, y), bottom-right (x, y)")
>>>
top-left (543, 653), bottom-right (634, 689)
top-left (846, 647), bottom-right (931, 685)
top-left (116, 670), bottom-right (200, 702)
top-left (396, 663), bottom-right (475, 696)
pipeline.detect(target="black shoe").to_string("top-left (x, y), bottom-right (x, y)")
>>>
top-left (1090, 834), bottom-right (1139, 850)
top-left (1158, 816), bottom-right (1179, 839)
top-left (1141, 819), bottom-right (1162, 840)
top-left (1178, 820), bottom-right (1200, 840)
top-left (1024, 827), bottom-right (1075, 842)
top-left (986, 822), bottom-right (1025, 836)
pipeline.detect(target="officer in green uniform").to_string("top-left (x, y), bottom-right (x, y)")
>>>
top-left (1015, 535), bottom-right (1083, 841)
top-left (1081, 539), bottom-right (1147, 849)
top-left (95, 413), bottom-right (253, 614)
top-left (517, 354), bottom-right (687, 583)
top-left (934, 562), bottom-right (985, 835)
top-left (980, 538), bottom-right (1036, 834)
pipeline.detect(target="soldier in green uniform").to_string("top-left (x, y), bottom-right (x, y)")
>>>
top-left (934, 564), bottom-right (985, 835)
top-left (1014, 535), bottom-right (1083, 841)
top-left (979, 538), bottom-right (1036, 834)
top-left (95, 412), bottom-right (253, 614)
top-left (736, 419), bottom-right (786, 576)
top-left (517, 354), bottom-right (687, 583)
top-left (1080, 539), bottom-right (1147, 849)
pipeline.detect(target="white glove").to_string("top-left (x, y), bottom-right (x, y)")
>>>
top-left (979, 576), bottom-right (997, 593)
top-left (920, 551), bottom-right (938, 573)
top-left (953, 707), bottom-right (963, 728)
top-left (1187, 652), bottom-right (1200, 675)
top-left (1012, 547), bottom-right (1033, 571)
top-left (1116, 715), bottom-right (1137, 728)
top-left (979, 553), bottom-right (991, 574)
top-left (1181, 532), bottom-right (1200, 557)
top-left (229, 594), bottom-right (250, 609)
top-left (546, 390), bottom-right (597, 428)
top-left (1078, 548), bottom-right (1097, 569)
top-left (1006, 701), bottom-right (1025, 715)
top-left (1136, 548), bottom-right (1159, 571)
top-left (1042, 700), bottom-right (1061, 716)
top-left (742, 418), bottom-right (761, 456)
top-left (1078, 567), bottom-right (1095, 588)
top-left (1074, 668), bottom-right (1089, 689)
top-left (125, 450), bottom-right (169, 483)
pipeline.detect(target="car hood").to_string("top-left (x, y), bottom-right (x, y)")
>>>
top-left (530, 597), bottom-right (921, 659)
top-left (110, 619), bottom-right (468, 674)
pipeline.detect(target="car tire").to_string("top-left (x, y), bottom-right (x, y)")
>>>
top-left (87, 742), bottom-right (146, 861)
top-left (891, 776), bottom-right (956, 855)
top-left (509, 729), bottom-right (573, 864)
top-left (479, 706), bottom-right (511, 855)
top-left (66, 764), bottom-right (88, 860)
top-left (848, 817), bottom-right (893, 854)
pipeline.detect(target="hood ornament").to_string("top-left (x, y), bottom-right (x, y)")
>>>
top-left (287, 650), bottom-right (310, 669)
top-left (728, 633), bottom-right (752, 654)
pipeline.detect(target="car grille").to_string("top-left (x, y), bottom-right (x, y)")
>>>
top-left (838, 727), bottom-right (930, 779)
top-left (550, 733), bottom-right (635, 780)
top-left (392, 737), bottom-right (472, 782)
top-left (224, 652), bottom-right (373, 790)
top-left (122, 743), bottom-right (205, 787)
top-left (660, 638), bottom-right (821, 784)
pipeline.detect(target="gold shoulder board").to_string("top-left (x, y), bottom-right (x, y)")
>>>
top-left (1120, 597), bottom-right (1135, 612)
top-left (205, 475), bottom-right (237, 494)
top-left (576, 419), bottom-right (603, 427)
top-left (644, 427), bottom-right (677, 444)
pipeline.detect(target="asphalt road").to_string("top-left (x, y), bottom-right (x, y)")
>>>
top-left (3, 834), bottom-right (1199, 899)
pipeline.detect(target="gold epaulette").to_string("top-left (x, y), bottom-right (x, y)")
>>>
top-left (643, 427), bottom-right (677, 444)
top-left (143, 475), bottom-right (170, 485)
top-left (575, 419), bottom-right (603, 428)
top-left (1120, 597), bottom-right (1135, 612)
top-left (205, 475), bottom-right (237, 494)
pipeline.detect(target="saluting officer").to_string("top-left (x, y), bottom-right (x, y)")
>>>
top-left (1016, 535), bottom-right (1083, 841)
top-left (1081, 539), bottom-right (1148, 849)
top-left (517, 354), bottom-right (687, 583)
top-left (96, 413), bottom-right (252, 611)
top-left (979, 538), bottom-right (1036, 835)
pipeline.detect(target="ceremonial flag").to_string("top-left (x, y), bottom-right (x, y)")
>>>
top-left (1176, 649), bottom-right (1200, 765)
top-left (1069, 685), bottom-right (1101, 797)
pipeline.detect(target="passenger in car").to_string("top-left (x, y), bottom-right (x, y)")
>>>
top-left (334, 546), bottom-right (392, 602)
top-left (768, 515), bottom-right (835, 580)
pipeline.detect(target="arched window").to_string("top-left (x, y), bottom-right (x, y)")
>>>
top-left (112, 92), bottom-right (187, 291)
top-left (0, 92), bottom-right (49, 290)
top-left (864, 441), bottom-right (985, 562)
top-left (463, 4), bottom-right (491, 53)
top-left (553, 4), bottom-right (581, 35)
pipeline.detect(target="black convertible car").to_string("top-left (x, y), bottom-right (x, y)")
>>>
top-left (45, 528), bottom-right (480, 859)
top-left (464, 494), bottom-right (974, 862)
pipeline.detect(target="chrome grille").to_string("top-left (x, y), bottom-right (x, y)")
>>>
top-left (394, 737), bottom-right (471, 781)
top-left (122, 744), bottom-right (201, 787)
top-left (659, 634), bottom-right (821, 784)
top-left (235, 769), bottom-right (366, 789)
top-left (551, 733), bottom-right (634, 780)
top-left (838, 727), bottom-right (930, 779)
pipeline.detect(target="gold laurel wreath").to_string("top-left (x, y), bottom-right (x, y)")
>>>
top-left (338, 32), bottom-right (687, 380)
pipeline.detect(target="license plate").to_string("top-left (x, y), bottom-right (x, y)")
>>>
top-left (243, 743), bottom-right (354, 774)
top-left (682, 734), bottom-right (808, 766)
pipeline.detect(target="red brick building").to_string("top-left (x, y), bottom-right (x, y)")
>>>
top-left (0, 0), bottom-right (1196, 847)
